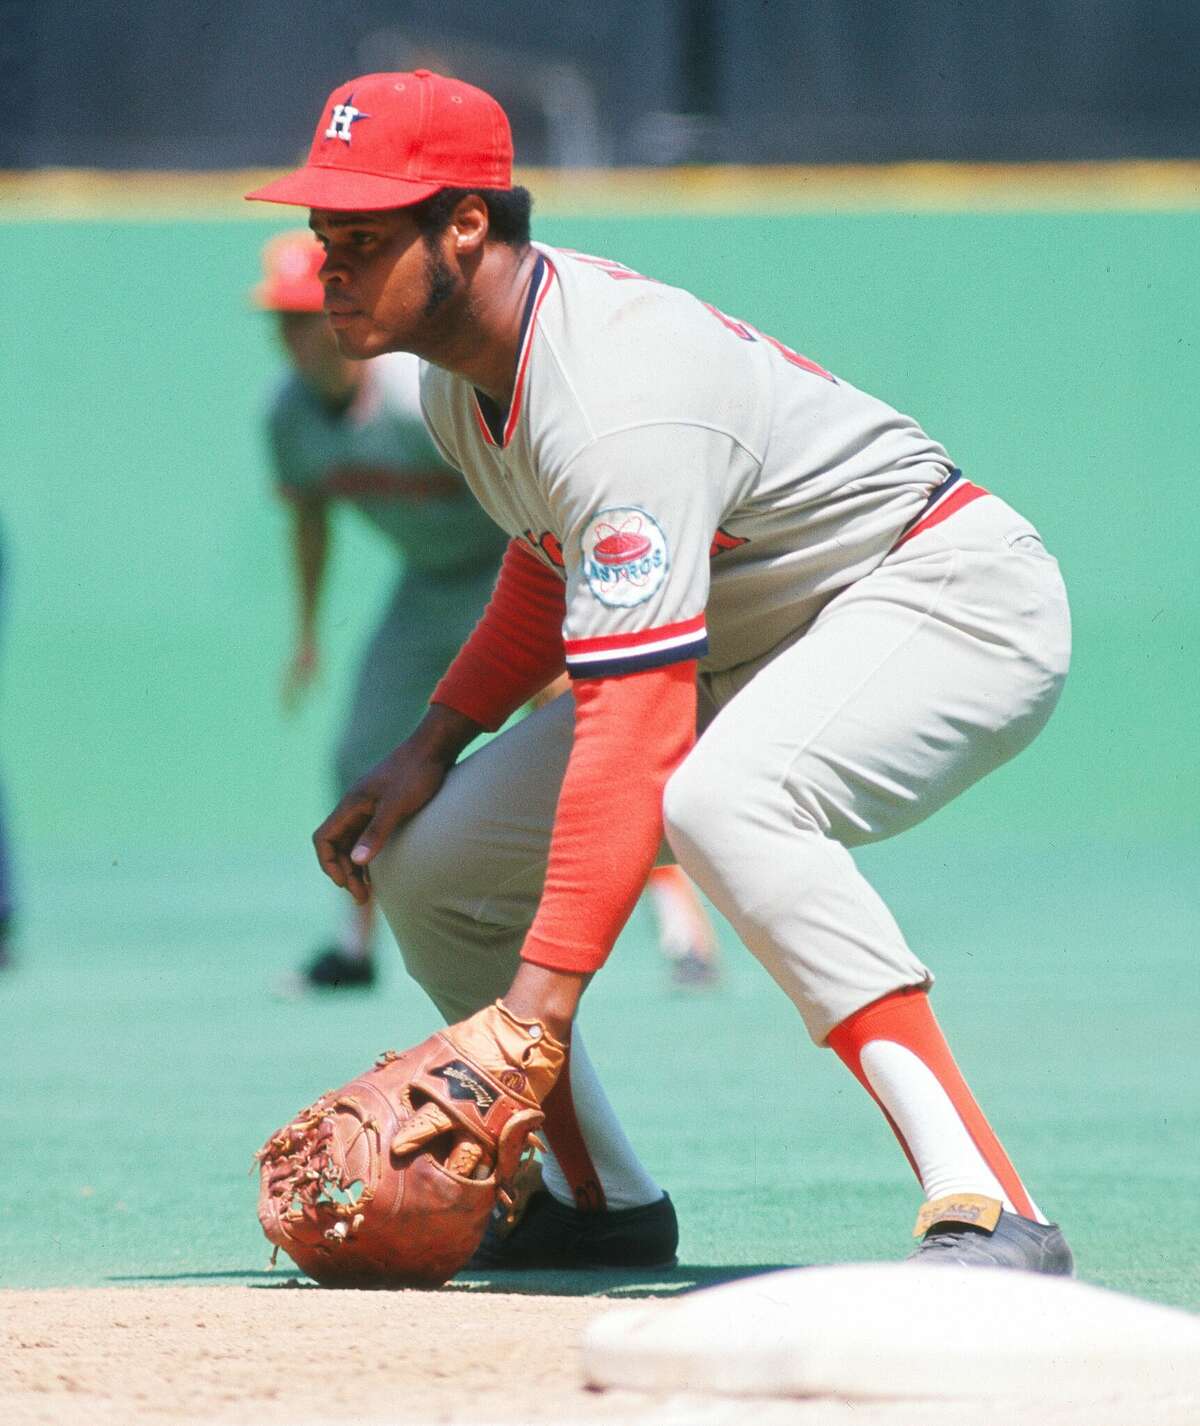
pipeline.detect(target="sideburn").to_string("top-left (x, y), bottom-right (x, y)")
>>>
top-left (422, 241), bottom-right (459, 318)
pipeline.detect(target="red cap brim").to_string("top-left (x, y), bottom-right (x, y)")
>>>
top-left (245, 165), bottom-right (445, 212)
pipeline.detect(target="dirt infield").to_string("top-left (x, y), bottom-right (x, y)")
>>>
top-left (3, 1285), bottom-right (1198, 1426)
top-left (2, 1285), bottom-right (640, 1426)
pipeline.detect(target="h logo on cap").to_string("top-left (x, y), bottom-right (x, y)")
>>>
top-left (245, 71), bottom-right (514, 211)
top-left (325, 98), bottom-right (369, 143)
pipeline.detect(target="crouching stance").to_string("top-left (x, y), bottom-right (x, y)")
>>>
top-left (250, 69), bottom-right (1073, 1279)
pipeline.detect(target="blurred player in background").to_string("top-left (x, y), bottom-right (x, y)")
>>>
top-left (254, 231), bottom-right (508, 990)
top-left (255, 233), bottom-right (719, 993)
top-left (0, 518), bottom-right (13, 971)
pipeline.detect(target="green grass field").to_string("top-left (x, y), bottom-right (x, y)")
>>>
top-left (1, 202), bottom-right (1197, 1306)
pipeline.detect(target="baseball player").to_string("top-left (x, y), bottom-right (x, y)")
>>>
top-left (254, 231), bottom-right (509, 989)
top-left (248, 71), bottom-right (1074, 1273)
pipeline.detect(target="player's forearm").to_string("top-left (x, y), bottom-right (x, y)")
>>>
top-left (519, 662), bottom-right (697, 977)
top-left (410, 701), bottom-right (487, 769)
top-left (503, 962), bottom-right (591, 1044)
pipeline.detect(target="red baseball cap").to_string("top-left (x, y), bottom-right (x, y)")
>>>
top-left (245, 70), bottom-right (513, 212)
top-left (251, 230), bottom-right (326, 311)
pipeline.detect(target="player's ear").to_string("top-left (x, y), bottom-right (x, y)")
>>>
top-left (450, 194), bottom-right (489, 256)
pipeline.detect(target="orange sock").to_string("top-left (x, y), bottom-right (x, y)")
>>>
top-left (827, 987), bottom-right (1042, 1221)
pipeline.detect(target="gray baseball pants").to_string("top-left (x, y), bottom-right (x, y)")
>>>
top-left (369, 494), bottom-right (1070, 1189)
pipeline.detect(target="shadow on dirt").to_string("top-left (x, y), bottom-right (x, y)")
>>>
top-left (107, 1263), bottom-right (800, 1298)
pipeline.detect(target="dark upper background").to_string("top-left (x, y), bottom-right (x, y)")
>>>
top-left (6, 0), bottom-right (1199, 170)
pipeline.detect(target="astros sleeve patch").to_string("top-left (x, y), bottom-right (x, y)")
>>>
top-left (549, 425), bottom-right (743, 680)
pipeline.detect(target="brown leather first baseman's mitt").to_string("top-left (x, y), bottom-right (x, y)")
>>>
top-left (255, 1000), bottom-right (565, 1287)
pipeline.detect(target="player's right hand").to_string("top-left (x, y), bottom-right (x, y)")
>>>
top-left (311, 741), bottom-right (450, 903)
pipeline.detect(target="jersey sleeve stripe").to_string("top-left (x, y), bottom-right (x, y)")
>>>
top-left (563, 611), bottom-right (706, 656)
top-left (566, 636), bottom-right (708, 680)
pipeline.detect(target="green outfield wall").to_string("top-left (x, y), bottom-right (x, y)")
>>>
top-left (2, 202), bottom-right (1195, 864)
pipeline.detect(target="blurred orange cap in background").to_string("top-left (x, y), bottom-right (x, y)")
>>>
top-left (251, 230), bottom-right (325, 312)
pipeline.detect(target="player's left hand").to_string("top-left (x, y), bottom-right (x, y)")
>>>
top-left (393, 998), bottom-right (567, 1149)
top-left (255, 1000), bottom-right (566, 1286)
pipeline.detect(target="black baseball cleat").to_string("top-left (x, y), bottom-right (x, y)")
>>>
top-left (670, 947), bottom-right (719, 989)
top-left (301, 947), bottom-right (376, 990)
top-left (468, 1190), bottom-right (679, 1270)
top-left (909, 1194), bottom-right (1074, 1275)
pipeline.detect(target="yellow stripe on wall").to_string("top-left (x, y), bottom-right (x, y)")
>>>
top-left (2, 160), bottom-right (1199, 220)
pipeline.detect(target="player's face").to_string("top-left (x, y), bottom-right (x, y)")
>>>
top-left (308, 208), bottom-right (449, 360)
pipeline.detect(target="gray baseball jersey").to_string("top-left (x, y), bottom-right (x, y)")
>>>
top-left (269, 351), bottom-right (506, 575)
top-left (419, 244), bottom-right (958, 676)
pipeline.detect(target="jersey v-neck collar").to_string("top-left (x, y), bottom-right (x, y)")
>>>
top-left (472, 250), bottom-right (554, 449)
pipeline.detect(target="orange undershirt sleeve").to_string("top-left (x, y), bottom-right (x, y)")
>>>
top-left (521, 661), bottom-right (698, 974)
top-left (431, 539), bottom-right (567, 731)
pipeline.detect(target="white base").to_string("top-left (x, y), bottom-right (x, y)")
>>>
top-left (582, 1263), bottom-right (1200, 1404)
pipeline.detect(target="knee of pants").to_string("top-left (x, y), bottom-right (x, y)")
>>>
top-left (663, 739), bottom-right (843, 875)
top-left (368, 803), bottom-right (460, 953)
top-left (662, 746), bottom-right (738, 873)
top-left (368, 799), bottom-right (522, 1010)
